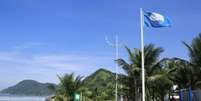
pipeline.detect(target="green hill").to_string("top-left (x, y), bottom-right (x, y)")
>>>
top-left (0, 80), bottom-right (55, 96)
top-left (0, 68), bottom-right (118, 96)
top-left (83, 68), bottom-right (116, 92)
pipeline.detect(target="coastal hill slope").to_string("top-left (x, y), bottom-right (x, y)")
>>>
top-left (83, 68), bottom-right (116, 90)
top-left (0, 68), bottom-right (117, 96)
top-left (0, 80), bottom-right (55, 96)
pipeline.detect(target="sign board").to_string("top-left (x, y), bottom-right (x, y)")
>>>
top-left (74, 93), bottom-right (81, 101)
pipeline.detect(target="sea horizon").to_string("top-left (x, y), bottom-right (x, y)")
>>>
top-left (0, 95), bottom-right (46, 101)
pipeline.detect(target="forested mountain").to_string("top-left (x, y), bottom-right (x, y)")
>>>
top-left (0, 68), bottom-right (117, 96)
top-left (0, 80), bottom-right (56, 96)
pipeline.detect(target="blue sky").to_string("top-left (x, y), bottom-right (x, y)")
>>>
top-left (0, 0), bottom-right (201, 90)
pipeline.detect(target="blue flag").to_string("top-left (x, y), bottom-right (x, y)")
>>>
top-left (144, 11), bottom-right (172, 28)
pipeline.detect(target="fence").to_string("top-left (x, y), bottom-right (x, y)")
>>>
top-left (181, 90), bottom-right (201, 101)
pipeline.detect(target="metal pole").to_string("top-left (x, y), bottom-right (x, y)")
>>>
top-left (140, 8), bottom-right (145, 101)
top-left (105, 35), bottom-right (122, 101)
top-left (115, 35), bottom-right (119, 101)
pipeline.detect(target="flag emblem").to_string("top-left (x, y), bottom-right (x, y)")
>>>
top-left (144, 11), bottom-right (172, 28)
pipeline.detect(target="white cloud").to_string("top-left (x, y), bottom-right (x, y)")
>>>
top-left (0, 43), bottom-right (115, 90)
top-left (12, 42), bottom-right (50, 51)
top-left (0, 51), bottom-right (113, 73)
top-left (0, 52), bottom-right (112, 70)
top-left (32, 54), bottom-right (112, 68)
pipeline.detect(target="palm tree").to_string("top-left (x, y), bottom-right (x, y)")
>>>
top-left (117, 44), bottom-right (166, 101)
top-left (53, 73), bottom-right (84, 101)
top-left (148, 59), bottom-right (174, 101)
top-left (154, 33), bottom-right (201, 100)
top-left (149, 72), bottom-right (172, 101)
top-left (117, 47), bottom-right (143, 101)
top-left (182, 33), bottom-right (201, 89)
top-left (162, 58), bottom-right (193, 89)
top-left (166, 33), bottom-right (201, 90)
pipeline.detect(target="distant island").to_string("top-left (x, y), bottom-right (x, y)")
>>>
top-left (0, 68), bottom-right (116, 96)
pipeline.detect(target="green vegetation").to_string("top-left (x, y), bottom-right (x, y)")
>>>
top-left (117, 44), bottom-right (175, 101)
top-left (50, 73), bottom-right (85, 101)
top-left (0, 80), bottom-right (55, 96)
top-left (48, 69), bottom-right (116, 101)
top-left (3, 33), bottom-right (201, 101)
top-left (116, 33), bottom-right (201, 101)
top-left (83, 69), bottom-right (116, 101)
top-left (0, 69), bottom-right (116, 100)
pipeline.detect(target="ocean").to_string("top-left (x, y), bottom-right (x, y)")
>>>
top-left (0, 96), bottom-right (46, 101)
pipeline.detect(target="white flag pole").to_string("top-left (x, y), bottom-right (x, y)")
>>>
top-left (140, 8), bottom-right (145, 101)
